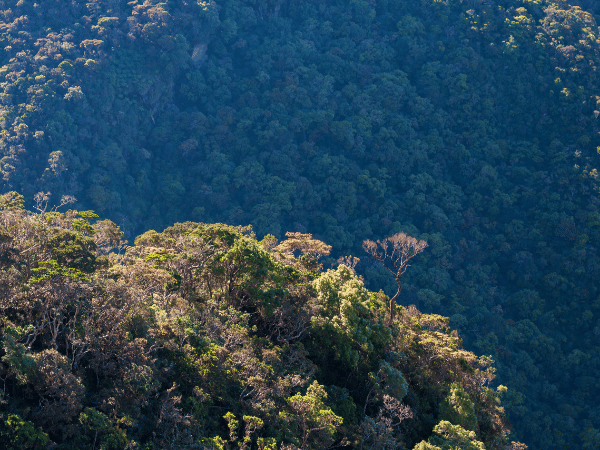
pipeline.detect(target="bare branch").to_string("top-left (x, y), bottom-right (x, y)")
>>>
top-left (52, 195), bottom-right (76, 212)
top-left (336, 255), bottom-right (360, 272)
top-left (32, 192), bottom-right (76, 214)
top-left (33, 191), bottom-right (51, 213)
top-left (363, 232), bottom-right (427, 323)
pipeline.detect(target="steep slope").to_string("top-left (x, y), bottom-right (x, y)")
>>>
top-left (0, 192), bottom-right (513, 449)
top-left (0, 1), bottom-right (600, 447)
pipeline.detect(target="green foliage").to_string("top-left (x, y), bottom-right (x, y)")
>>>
top-left (311, 265), bottom-right (390, 368)
top-left (418, 289), bottom-right (444, 311)
top-left (5, 0), bottom-right (599, 444)
top-left (0, 206), bottom-right (512, 448)
top-left (45, 229), bottom-right (97, 272)
top-left (28, 259), bottom-right (88, 283)
top-left (0, 414), bottom-right (49, 450)
top-left (72, 408), bottom-right (129, 450)
top-left (415, 421), bottom-right (485, 450)
top-left (279, 381), bottom-right (343, 449)
top-left (1, 332), bottom-right (35, 384)
top-left (0, 192), bottom-right (24, 211)
top-left (211, 236), bottom-right (285, 312)
top-left (378, 359), bottom-right (408, 401)
top-left (439, 383), bottom-right (478, 431)
top-left (326, 385), bottom-right (358, 425)
top-left (75, 211), bottom-right (99, 220)
top-left (257, 437), bottom-right (277, 450)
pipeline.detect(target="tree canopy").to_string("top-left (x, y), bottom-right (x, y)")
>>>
top-left (0, 193), bottom-right (516, 449)
top-left (0, 0), bottom-right (599, 447)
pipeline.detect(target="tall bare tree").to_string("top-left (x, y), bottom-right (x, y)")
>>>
top-left (363, 232), bottom-right (428, 323)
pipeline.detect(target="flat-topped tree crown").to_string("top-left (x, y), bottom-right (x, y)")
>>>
top-left (363, 232), bottom-right (428, 323)
top-left (274, 232), bottom-right (332, 272)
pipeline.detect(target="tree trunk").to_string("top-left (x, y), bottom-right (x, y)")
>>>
top-left (389, 281), bottom-right (401, 324)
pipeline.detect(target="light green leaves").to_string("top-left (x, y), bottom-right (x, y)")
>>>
top-left (279, 381), bottom-right (343, 450)
top-left (414, 421), bottom-right (486, 450)
top-left (439, 382), bottom-right (478, 431)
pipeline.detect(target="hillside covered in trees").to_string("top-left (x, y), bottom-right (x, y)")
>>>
top-left (0, 193), bottom-right (516, 449)
top-left (1, 0), bottom-right (600, 447)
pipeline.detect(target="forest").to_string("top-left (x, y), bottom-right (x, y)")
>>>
top-left (0, 0), bottom-right (600, 448)
top-left (0, 192), bottom-right (517, 449)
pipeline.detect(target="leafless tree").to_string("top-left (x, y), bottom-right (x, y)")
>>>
top-left (359, 395), bottom-right (413, 449)
top-left (336, 255), bottom-right (360, 272)
top-left (33, 191), bottom-right (76, 214)
top-left (363, 233), bottom-right (428, 323)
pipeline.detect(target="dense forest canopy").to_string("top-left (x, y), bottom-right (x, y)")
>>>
top-left (0, 0), bottom-right (600, 448)
top-left (0, 193), bottom-right (516, 449)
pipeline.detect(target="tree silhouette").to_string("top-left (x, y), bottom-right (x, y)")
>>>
top-left (363, 232), bottom-right (428, 323)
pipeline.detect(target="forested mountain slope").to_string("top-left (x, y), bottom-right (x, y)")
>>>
top-left (0, 193), bottom-right (515, 449)
top-left (0, 0), bottom-right (600, 447)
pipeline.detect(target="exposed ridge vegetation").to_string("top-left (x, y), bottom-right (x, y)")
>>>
top-left (0, 193), bottom-right (513, 449)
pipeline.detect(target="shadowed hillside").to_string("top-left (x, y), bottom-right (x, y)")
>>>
top-left (1, 1), bottom-right (600, 447)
